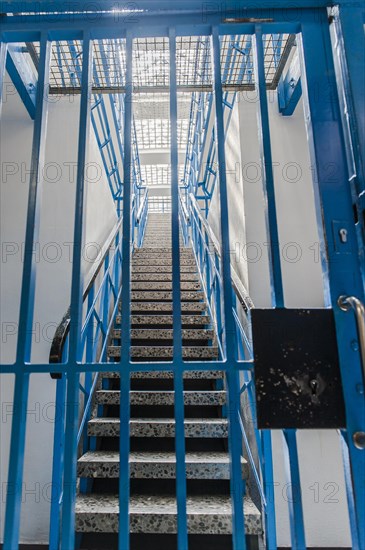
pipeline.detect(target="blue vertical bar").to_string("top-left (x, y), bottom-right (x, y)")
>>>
top-left (340, 432), bottom-right (360, 550)
top-left (61, 32), bottom-right (93, 549)
top-left (261, 431), bottom-right (277, 549)
top-left (169, 28), bottom-right (188, 550)
top-left (339, 6), bottom-right (365, 193)
top-left (282, 430), bottom-right (306, 549)
top-left (0, 40), bottom-right (8, 117)
top-left (253, 27), bottom-right (284, 308)
top-left (118, 32), bottom-right (133, 550)
top-left (3, 33), bottom-right (51, 550)
top-left (49, 375), bottom-right (67, 550)
top-left (299, 15), bottom-right (365, 545)
top-left (211, 27), bottom-right (246, 550)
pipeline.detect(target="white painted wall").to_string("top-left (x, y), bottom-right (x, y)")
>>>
top-left (233, 90), bottom-right (351, 547)
top-left (208, 101), bottom-right (249, 291)
top-left (0, 79), bottom-right (117, 543)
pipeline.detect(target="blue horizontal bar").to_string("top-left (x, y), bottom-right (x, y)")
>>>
top-left (0, 11), bottom-right (309, 42)
top-left (0, 0), bottom-right (355, 14)
top-left (0, 360), bottom-right (254, 374)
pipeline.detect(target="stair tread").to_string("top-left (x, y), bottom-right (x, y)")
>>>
top-left (119, 303), bottom-right (207, 316)
top-left (131, 291), bottom-right (204, 301)
top-left (113, 329), bottom-right (215, 340)
top-left (131, 282), bottom-right (201, 291)
top-left (107, 346), bottom-right (218, 359)
top-left (89, 418), bottom-right (228, 425)
top-left (132, 274), bottom-right (199, 281)
top-left (102, 370), bottom-right (224, 379)
top-left (78, 450), bottom-right (245, 465)
top-left (88, 417), bottom-right (228, 437)
top-left (77, 450), bottom-right (247, 480)
top-left (130, 315), bottom-right (210, 325)
top-left (95, 389), bottom-right (225, 405)
top-left (75, 494), bottom-right (262, 534)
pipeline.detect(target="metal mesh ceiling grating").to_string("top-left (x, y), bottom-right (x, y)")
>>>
top-left (140, 164), bottom-right (185, 186)
top-left (32, 34), bottom-right (294, 91)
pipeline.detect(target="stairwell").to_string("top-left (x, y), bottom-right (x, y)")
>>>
top-left (75, 212), bottom-right (262, 549)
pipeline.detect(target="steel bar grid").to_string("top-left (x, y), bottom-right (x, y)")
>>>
top-left (0, 6), bottom-right (364, 550)
top-left (29, 32), bottom-right (294, 93)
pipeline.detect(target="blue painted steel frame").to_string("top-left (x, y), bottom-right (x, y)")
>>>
top-left (1, 6), bottom-right (364, 550)
top-left (299, 14), bottom-right (365, 545)
top-left (118, 31), bottom-right (133, 550)
top-left (61, 32), bottom-right (93, 549)
top-left (6, 44), bottom-right (37, 118)
top-left (2, 32), bottom-right (51, 549)
top-left (211, 27), bottom-right (246, 550)
top-left (170, 28), bottom-right (189, 550)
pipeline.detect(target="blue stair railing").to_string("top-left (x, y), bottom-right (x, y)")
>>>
top-left (48, 215), bottom-right (125, 548)
top-left (182, 190), bottom-right (280, 549)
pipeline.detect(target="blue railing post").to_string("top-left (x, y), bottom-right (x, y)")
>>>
top-left (211, 27), bottom-right (246, 550)
top-left (282, 430), bottom-right (306, 549)
top-left (61, 32), bottom-right (93, 549)
top-left (253, 27), bottom-right (284, 308)
top-left (3, 32), bottom-right (51, 550)
top-left (118, 30), bottom-right (133, 550)
top-left (49, 374), bottom-right (67, 549)
top-left (261, 431), bottom-right (277, 550)
top-left (170, 28), bottom-right (189, 550)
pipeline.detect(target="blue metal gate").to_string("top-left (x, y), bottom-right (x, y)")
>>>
top-left (0, 2), bottom-right (364, 549)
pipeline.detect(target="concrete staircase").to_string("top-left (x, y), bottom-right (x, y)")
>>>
top-left (76, 213), bottom-right (261, 549)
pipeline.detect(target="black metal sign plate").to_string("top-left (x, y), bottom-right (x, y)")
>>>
top-left (252, 309), bottom-right (346, 429)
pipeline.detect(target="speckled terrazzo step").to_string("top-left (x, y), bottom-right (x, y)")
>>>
top-left (87, 418), bottom-right (228, 438)
top-left (112, 328), bottom-right (215, 341)
top-left (131, 282), bottom-right (202, 291)
top-left (132, 258), bottom-right (196, 266)
top-left (131, 274), bottom-right (199, 282)
top-left (131, 291), bottom-right (204, 301)
top-left (132, 265), bottom-right (196, 273)
top-left (95, 389), bottom-right (226, 406)
top-left (117, 303), bottom-right (207, 317)
top-left (107, 346), bottom-right (218, 360)
top-left (101, 370), bottom-right (224, 379)
top-left (133, 250), bottom-right (193, 257)
top-left (130, 314), bottom-right (210, 327)
top-left (141, 239), bottom-right (184, 244)
top-left (75, 494), bottom-right (262, 535)
top-left (77, 451), bottom-right (248, 480)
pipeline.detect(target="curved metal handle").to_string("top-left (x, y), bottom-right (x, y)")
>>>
top-left (338, 295), bottom-right (365, 382)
